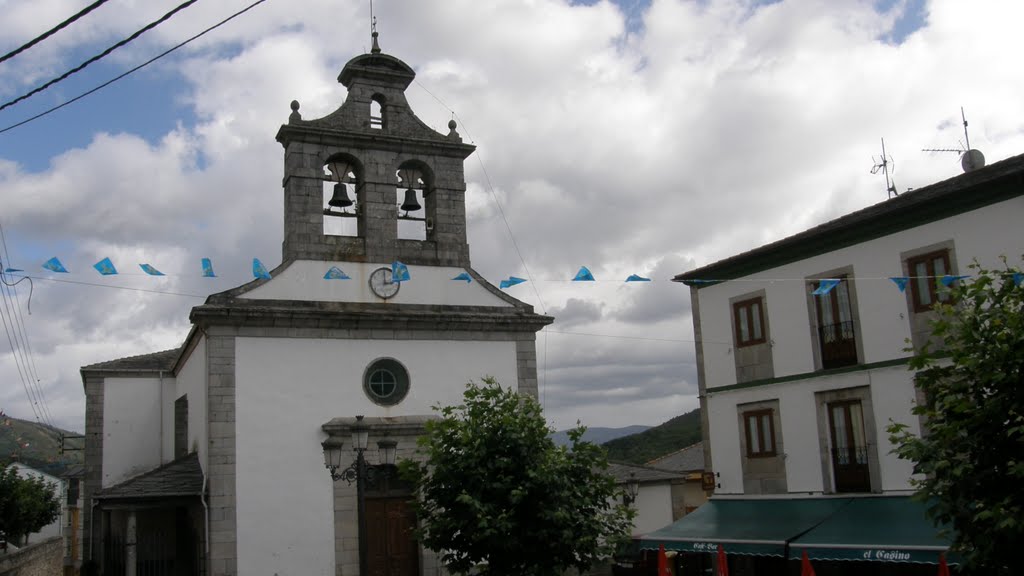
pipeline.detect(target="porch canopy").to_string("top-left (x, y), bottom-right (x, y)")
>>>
top-left (790, 496), bottom-right (954, 564)
top-left (639, 496), bottom-right (952, 564)
top-left (638, 497), bottom-right (848, 557)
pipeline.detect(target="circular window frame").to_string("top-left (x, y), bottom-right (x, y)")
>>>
top-left (362, 358), bottom-right (410, 406)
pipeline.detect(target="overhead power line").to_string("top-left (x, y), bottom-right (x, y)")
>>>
top-left (0, 0), bottom-right (112, 65)
top-left (0, 0), bottom-right (269, 135)
top-left (0, 0), bottom-right (200, 113)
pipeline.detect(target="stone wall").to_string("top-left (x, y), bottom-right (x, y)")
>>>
top-left (0, 536), bottom-right (63, 576)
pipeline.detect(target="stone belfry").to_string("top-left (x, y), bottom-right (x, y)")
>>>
top-left (275, 30), bottom-right (474, 267)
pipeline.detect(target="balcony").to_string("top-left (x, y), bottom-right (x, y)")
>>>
top-left (818, 320), bottom-right (857, 369)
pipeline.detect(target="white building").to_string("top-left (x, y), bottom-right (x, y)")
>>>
top-left (81, 34), bottom-right (550, 576)
top-left (8, 462), bottom-right (64, 544)
top-left (641, 152), bottom-right (1024, 575)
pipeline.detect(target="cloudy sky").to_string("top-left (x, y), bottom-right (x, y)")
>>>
top-left (1, 0), bottom-right (1022, 434)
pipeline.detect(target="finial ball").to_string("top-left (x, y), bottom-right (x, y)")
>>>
top-left (290, 100), bottom-right (300, 112)
top-left (448, 119), bottom-right (457, 130)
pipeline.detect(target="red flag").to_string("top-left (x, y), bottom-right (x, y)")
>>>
top-left (801, 550), bottom-right (816, 576)
top-left (937, 553), bottom-right (950, 576)
top-left (716, 545), bottom-right (729, 576)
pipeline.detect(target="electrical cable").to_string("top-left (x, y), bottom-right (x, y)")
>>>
top-left (0, 223), bottom-right (54, 425)
top-left (0, 0), bottom-right (200, 113)
top-left (413, 79), bottom-right (548, 315)
top-left (0, 0), bottom-right (269, 135)
top-left (0, 0), bottom-right (111, 65)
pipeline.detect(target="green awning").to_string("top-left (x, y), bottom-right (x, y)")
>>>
top-left (638, 498), bottom-right (849, 557)
top-left (790, 496), bottom-right (953, 564)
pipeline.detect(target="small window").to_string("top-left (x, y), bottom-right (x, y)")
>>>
top-left (733, 297), bottom-right (766, 347)
top-left (743, 410), bottom-right (776, 457)
top-left (370, 96), bottom-right (385, 129)
top-left (908, 250), bottom-right (953, 312)
top-left (363, 358), bottom-right (409, 406)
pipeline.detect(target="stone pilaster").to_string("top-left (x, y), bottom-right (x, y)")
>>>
top-left (207, 333), bottom-right (237, 576)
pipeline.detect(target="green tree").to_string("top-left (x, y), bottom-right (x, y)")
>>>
top-left (403, 378), bottom-right (634, 576)
top-left (888, 260), bottom-right (1024, 575)
top-left (0, 461), bottom-right (62, 546)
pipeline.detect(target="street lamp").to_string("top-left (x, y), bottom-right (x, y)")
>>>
top-left (322, 415), bottom-right (398, 576)
top-left (623, 473), bottom-right (640, 507)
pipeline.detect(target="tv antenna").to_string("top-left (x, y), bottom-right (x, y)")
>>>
top-left (922, 107), bottom-right (985, 173)
top-left (871, 137), bottom-right (898, 198)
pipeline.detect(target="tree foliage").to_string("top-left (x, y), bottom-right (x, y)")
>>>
top-left (403, 378), bottom-right (634, 576)
top-left (888, 260), bottom-right (1024, 575)
top-left (0, 461), bottom-right (61, 545)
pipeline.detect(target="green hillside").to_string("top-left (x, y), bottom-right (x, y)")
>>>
top-left (602, 408), bottom-right (702, 465)
top-left (0, 413), bottom-right (83, 476)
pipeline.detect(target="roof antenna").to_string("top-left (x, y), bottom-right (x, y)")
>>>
top-left (369, 1), bottom-right (380, 54)
top-left (922, 107), bottom-right (985, 173)
top-left (871, 137), bottom-right (898, 199)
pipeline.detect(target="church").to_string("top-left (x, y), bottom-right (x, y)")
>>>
top-left (80, 31), bottom-right (552, 576)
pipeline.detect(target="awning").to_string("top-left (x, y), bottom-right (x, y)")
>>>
top-left (638, 498), bottom-right (849, 557)
top-left (790, 496), bottom-right (953, 564)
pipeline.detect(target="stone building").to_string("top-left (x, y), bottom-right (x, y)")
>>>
top-left (81, 33), bottom-right (551, 576)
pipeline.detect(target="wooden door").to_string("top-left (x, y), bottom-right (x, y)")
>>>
top-left (366, 497), bottom-right (419, 576)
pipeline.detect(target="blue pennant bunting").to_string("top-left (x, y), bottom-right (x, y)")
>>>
top-left (392, 261), bottom-right (410, 282)
top-left (625, 274), bottom-right (651, 282)
top-left (812, 279), bottom-right (841, 295)
top-left (3, 267), bottom-right (23, 273)
top-left (452, 272), bottom-right (472, 283)
top-left (139, 264), bottom-right (164, 276)
top-left (499, 276), bottom-right (526, 289)
top-left (93, 258), bottom-right (117, 276)
top-left (939, 274), bottom-right (969, 287)
top-left (252, 258), bottom-right (271, 280)
top-left (572, 266), bottom-right (595, 281)
top-left (324, 266), bottom-right (350, 280)
top-left (889, 277), bottom-right (909, 292)
top-left (1013, 272), bottom-right (1024, 287)
top-left (42, 257), bottom-right (68, 273)
top-left (201, 258), bottom-right (216, 278)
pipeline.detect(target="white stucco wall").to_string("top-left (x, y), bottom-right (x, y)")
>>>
top-left (234, 337), bottom-right (519, 576)
top-left (696, 197), bottom-right (1024, 389)
top-left (240, 260), bottom-right (512, 307)
top-left (707, 361), bottom-right (921, 495)
top-left (695, 197), bottom-right (1023, 496)
top-left (175, 336), bottom-right (208, 467)
top-left (102, 377), bottom-right (167, 487)
top-left (632, 482), bottom-right (674, 535)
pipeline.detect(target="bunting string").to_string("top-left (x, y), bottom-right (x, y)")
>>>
top-left (11, 256), bottom-right (1024, 292)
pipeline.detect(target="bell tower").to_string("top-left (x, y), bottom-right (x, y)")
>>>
top-left (275, 32), bottom-right (475, 267)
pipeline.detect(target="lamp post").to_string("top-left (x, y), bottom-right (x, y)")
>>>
top-left (623, 473), bottom-right (640, 507)
top-left (322, 415), bottom-right (398, 576)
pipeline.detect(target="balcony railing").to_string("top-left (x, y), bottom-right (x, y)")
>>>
top-left (818, 320), bottom-right (857, 369)
top-left (830, 445), bottom-right (869, 466)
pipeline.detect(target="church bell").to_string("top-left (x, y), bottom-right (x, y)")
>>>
top-left (400, 188), bottom-right (421, 212)
top-left (328, 183), bottom-right (353, 208)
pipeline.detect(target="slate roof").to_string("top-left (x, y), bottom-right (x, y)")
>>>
top-left (607, 461), bottom-right (685, 484)
top-left (675, 151), bottom-right (1024, 284)
top-left (95, 452), bottom-right (203, 501)
top-left (646, 442), bottom-right (705, 473)
top-left (80, 347), bottom-right (181, 373)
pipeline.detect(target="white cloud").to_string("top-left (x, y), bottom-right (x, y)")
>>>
top-left (1, 0), bottom-right (1023, 433)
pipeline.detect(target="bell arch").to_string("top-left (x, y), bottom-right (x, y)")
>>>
top-left (322, 153), bottom-right (363, 237)
top-left (395, 159), bottom-right (434, 240)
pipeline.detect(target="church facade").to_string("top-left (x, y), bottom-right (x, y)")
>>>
top-left (81, 35), bottom-right (551, 576)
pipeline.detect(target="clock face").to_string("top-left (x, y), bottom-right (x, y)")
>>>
top-left (368, 267), bottom-right (400, 299)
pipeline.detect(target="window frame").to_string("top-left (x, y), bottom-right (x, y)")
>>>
top-left (733, 297), bottom-right (767, 348)
top-left (907, 249), bottom-right (953, 312)
top-left (362, 357), bottom-right (410, 406)
top-left (743, 409), bottom-right (777, 458)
